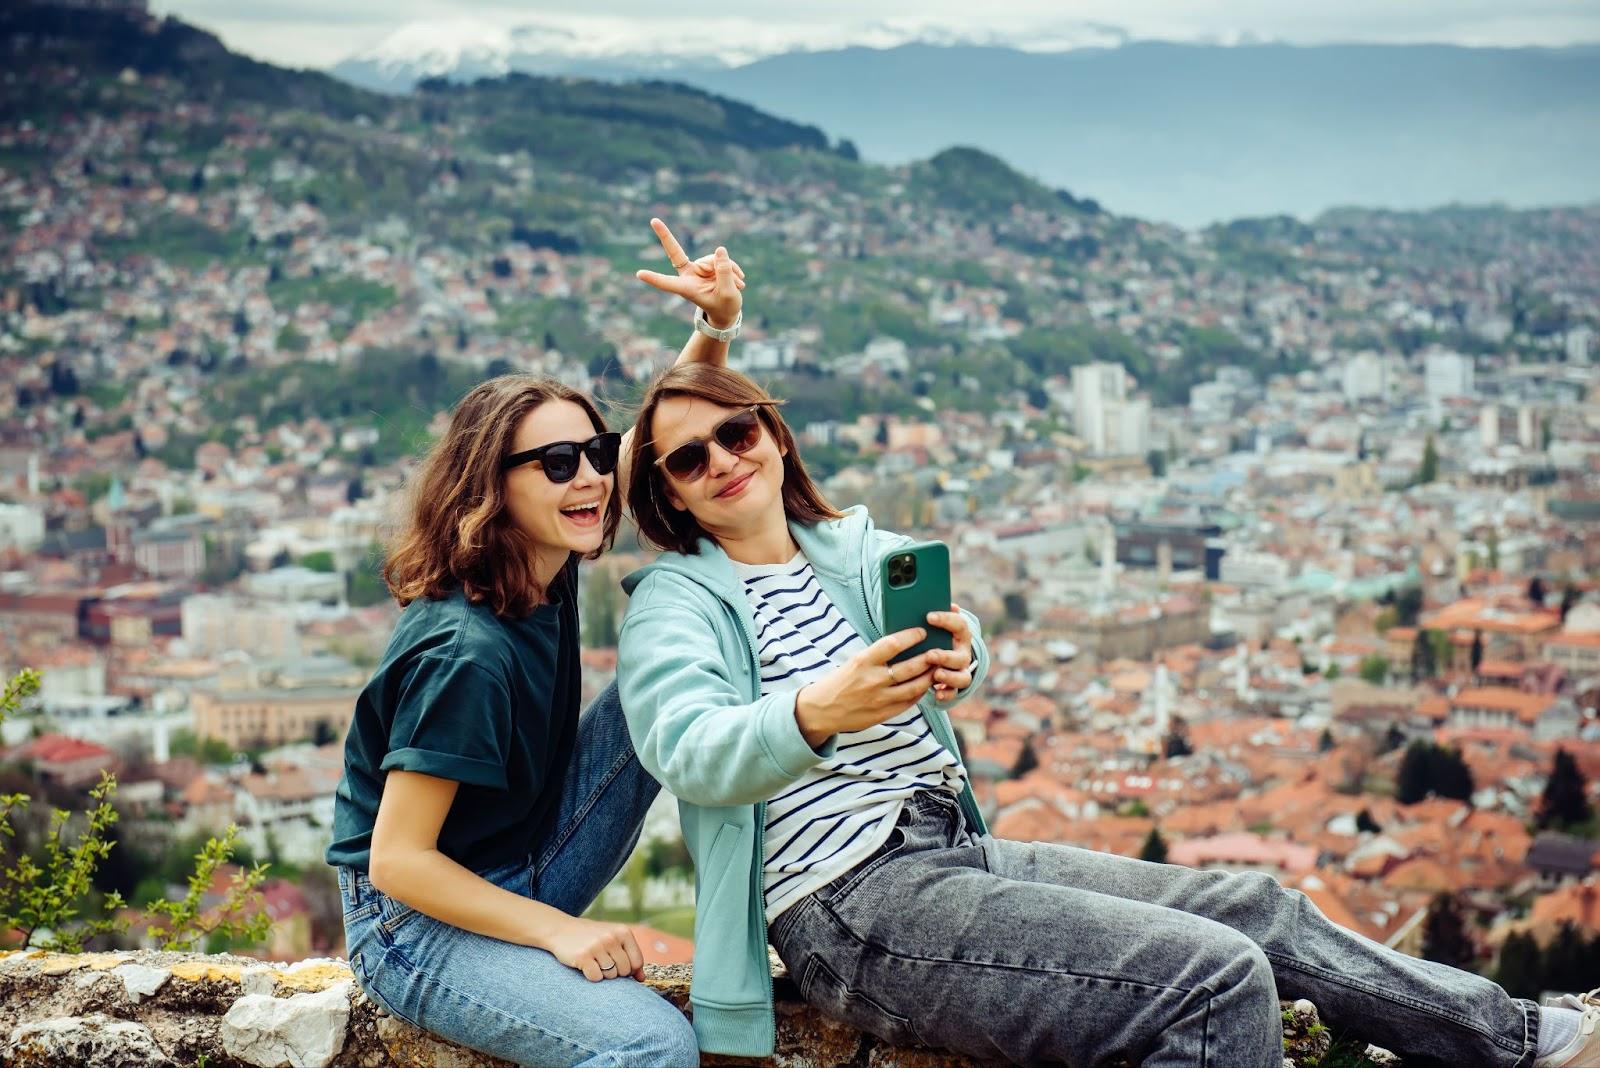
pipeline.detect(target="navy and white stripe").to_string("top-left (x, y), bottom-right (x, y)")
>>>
top-left (731, 551), bottom-right (966, 922)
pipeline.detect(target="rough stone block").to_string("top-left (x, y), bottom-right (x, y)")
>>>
top-left (222, 980), bottom-right (353, 1067)
top-left (6, 1012), bottom-right (167, 1067)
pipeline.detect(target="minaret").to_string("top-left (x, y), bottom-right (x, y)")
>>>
top-left (1153, 663), bottom-right (1172, 738)
top-left (1234, 642), bottom-right (1250, 700)
top-left (153, 714), bottom-right (170, 765)
top-left (1099, 524), bottom-right (1116, 597)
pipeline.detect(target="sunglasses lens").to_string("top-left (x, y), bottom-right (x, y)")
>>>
top-left (663, 441), bottom-right (708, 482)
top-left (541, 444), bottom-right (580, 483)
top-left (586, 434), bottom-right (620, 476)
top-left (717, 409), bottom-right (762, 455)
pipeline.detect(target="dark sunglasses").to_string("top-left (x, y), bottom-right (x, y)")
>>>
top-left (502, 432), bottom-right (621, 483)
top-left (654, 406), bottom-right (764, 482)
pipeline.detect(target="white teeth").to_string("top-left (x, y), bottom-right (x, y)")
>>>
top-left (561, 502), bottom-right (600, 515)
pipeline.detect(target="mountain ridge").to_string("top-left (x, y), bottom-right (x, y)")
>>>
top-left (331, 35), bottom-right (1600, 226)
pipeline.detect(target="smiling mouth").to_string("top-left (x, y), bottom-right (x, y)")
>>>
top-left (560, 501), bottom-right (603, 525)
top-left (715, 472), bottom-right (754, 499)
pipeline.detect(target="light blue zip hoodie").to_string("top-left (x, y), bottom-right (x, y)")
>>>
top-left (616, 505), bottom-right (990, 1057)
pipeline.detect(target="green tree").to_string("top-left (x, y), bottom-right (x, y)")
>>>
top-left (1542, 922), bottom-right (1598, 993)
top-left (348, 541), bottom-right (391, 607)
top-left (297, 550), bottom-right (336, 573)
top-left (1536, 749), bottom-right (1593, 831)
top-left (1395, 585), bottom-right (1424, 627)
top-left (1358, 655), bottom-right (1389, 686)
top-left (1494, 931), bottom-right (1542, 999)
top-left (1417, 435), bottom-right (1439, 485)
top-left (1138, 828), bottom-right (1169, 864)
top-left (1011, 740), bottom-right (1039, 779)
top-left (1318, 727), bottom-right (1336, 753)
top-left (1397, 741), bottom-right (1475, 804)
top-left (168, 728), bottom-right (234, 766)
top-left (1470, 630), bottom-right (1484, 672)
top-left (1420, 893), bottom-right (1475, 970)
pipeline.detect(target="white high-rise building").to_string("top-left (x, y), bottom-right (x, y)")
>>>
top-left (1569, 326), bottom-right (1594, 365)
top-left (1072, 362), bottom-right (1149, 456)
top-left (1341, 352), bottom-right (1394, 402)
top-left (1424, 351), bottom-right (1475, 402)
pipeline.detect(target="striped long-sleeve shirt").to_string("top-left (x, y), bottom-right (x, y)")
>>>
top-left (731, 550), bottom-right (966, 921)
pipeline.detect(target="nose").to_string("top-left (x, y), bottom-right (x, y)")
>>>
top-left (570, 452), bottom-right (610, 489)
top-left (705, 439), bottom-right (741, 478)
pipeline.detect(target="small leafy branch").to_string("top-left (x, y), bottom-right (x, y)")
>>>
top-left (1, 667), bottom-right (270, 954)
top-left (0, 668), bottom-right (128, 950)
top-left (0, 772), bottom-right (128, 950)
top-left (0, 669), bottom-right (40, 843)
top-left (144, 824), bottom-right (271, 951)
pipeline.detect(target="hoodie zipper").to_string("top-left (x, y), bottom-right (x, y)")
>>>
top-left (721, 593), bottom-right (777, 1042)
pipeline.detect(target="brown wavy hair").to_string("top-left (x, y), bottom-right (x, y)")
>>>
top-left (627, 364), bottom-right (844, 554)
top-left (383, 375), bottom-right (621, 616)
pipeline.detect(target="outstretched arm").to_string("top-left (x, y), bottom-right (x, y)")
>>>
top-left (619, 217), bottom-right (745, 497)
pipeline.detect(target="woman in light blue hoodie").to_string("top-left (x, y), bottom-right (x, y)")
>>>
top-left (615, 363), bottom-right (1591, 1068)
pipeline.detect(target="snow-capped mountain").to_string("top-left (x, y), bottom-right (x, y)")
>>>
top-left (333, 15), bottom-right (1132, 91)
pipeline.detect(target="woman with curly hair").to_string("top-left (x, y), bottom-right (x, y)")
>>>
top-left (326, 220), bottom-right (743, 1066)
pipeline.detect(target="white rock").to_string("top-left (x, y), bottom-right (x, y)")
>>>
top-left (222, 981), bottom-right (352, 1067)
top-left (242, 965), bottom-right (280, 996)
top-left (6, 1013), bottom-right (167, 1066)
top-left (1365, 1045), bottom-right (1402, 1066)
top-left (113, 962), bottom-right (170, 1003)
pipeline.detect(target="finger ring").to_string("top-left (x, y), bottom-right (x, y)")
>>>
top-left (671, 260), bottom-right (689, 270)
top-left (600, 962), bottom-right (618, 973)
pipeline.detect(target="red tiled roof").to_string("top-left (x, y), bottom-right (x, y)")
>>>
top-left (16, 734), bottom-right (114, 764)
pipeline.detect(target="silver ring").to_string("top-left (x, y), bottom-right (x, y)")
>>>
top-left (671, 260), bottom-right (689, 270)
top-left (600, 962), bottom-right (618, 973)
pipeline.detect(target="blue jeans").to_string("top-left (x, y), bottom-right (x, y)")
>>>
top-left (770, 791), bottom-right (1539, 1068)
top-left (337, 684), bottom-right (698, 1067)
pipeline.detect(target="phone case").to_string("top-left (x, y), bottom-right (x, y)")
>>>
top-left (879, 540), bottom-right (954, 666)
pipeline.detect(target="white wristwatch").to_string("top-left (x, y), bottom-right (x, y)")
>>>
top-left (694, 306), bottom-right (743, 343)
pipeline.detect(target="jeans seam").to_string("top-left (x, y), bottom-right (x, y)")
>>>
top-left (1262, 950), bottom-right (1526, 1057)
top-left (533, 743), bottom-right (635, 878)
top-left (817, 896), bottom-right (1192, 995)
top-left (378, 944), bottom-right (608, 1062)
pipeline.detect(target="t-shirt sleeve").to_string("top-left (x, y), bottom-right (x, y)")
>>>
top-left (379, 655), bottom-right (512, 789)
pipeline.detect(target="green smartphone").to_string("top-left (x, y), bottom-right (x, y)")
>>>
top-left (879, 540), bottom-right (954, 666)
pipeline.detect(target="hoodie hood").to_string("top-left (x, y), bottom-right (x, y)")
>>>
top-left (622, 504), bottom-right (875, 604)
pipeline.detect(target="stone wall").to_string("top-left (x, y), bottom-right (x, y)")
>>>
top-left (0, 949), bottom-right (1395, 1067)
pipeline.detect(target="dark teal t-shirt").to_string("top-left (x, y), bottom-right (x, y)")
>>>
top-left (325, 560), bottom-right (579, 872)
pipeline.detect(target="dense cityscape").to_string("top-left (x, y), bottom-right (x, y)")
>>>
top-left (1, 0), bottom-right (1597, 1020)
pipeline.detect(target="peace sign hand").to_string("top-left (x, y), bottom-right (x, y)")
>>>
top-left (634, 217), bottom-right (745, 329)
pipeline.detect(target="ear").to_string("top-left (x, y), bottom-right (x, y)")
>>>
top-left (663, 483), bottom-right (687, 512)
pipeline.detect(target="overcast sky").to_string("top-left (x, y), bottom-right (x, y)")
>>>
top-left (152, 1), bottom-right (1600, 70)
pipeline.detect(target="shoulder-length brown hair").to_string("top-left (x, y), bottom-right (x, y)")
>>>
top-left (383, 375), bottom-right (621, 617)
top-left (627, 364), bottom-right (844, 554)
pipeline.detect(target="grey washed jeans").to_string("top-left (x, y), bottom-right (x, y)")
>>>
top-left (768, 791), bottom-right (1537, 1068)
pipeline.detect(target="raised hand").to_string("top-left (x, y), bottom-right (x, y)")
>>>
top-left (794, 627), bottom-right (937, 747)
top-left (634, 217), bottom-right (744, 329)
